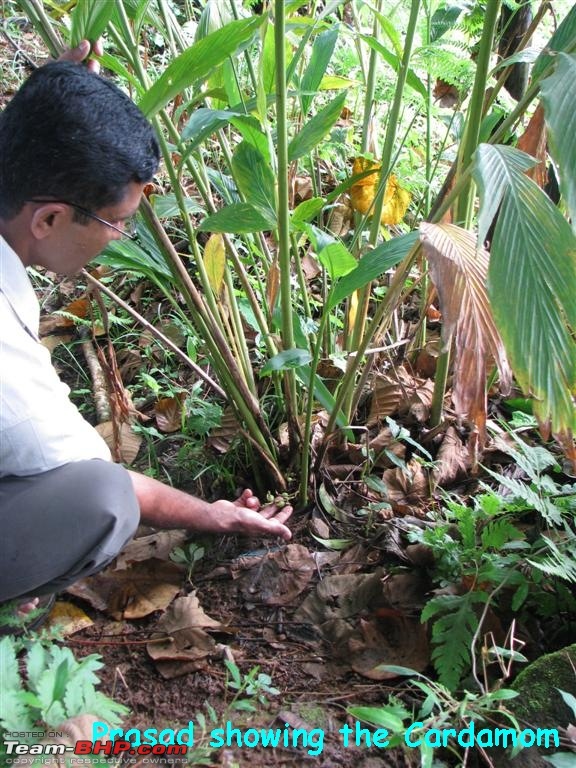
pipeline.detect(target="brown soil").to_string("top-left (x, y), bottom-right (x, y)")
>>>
top-left (63, 528), bottom-right (427, 768)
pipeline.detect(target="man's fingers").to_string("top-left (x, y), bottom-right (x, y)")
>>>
top-left (234, 488), bottom-right (259, 509)
top-left (59, 40), bottom-right (91, 64)
top-left (57, 39), bottom-right (103, 73)
top-left (259, 503), bottom-right (293, 523)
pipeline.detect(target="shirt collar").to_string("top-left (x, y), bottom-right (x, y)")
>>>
top-left (0, 235), bottom-right (40, 339)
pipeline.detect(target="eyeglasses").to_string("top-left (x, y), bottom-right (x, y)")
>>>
top-left (27, 199), bottom-right (138, 241)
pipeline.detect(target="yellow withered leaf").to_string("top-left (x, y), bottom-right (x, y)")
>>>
top-left (350, 157), bottom-right (410, 226)
top-left (203, 233), bottom-right (226, 295)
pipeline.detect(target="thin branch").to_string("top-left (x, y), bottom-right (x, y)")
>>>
top-left (81, 269), bottom-right (226, 399)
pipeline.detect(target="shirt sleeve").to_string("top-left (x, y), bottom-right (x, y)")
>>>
top-left (0, 294), bottom-right (111, 477)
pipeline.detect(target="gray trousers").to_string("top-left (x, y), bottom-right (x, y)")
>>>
top-left (0, 460), bottom-right (140, 602)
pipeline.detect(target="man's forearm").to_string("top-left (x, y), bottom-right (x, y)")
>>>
top-left (127, 470), bottom-right (293, 540)
top-left (128, 470), bottom-right (237, 532)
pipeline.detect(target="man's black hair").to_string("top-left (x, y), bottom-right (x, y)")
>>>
top-left (0, 60), bottom-right (160, 219)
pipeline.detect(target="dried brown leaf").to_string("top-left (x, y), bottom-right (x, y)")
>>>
top-left (292, 571), bottom-right (429, 679)
top-left (146, 594), bottom-right (230, 677)
top-left (368, 375), bottom-right (403, 426)
top-left (236, 544), bottom-right (316, 606)
top-left (517, 104), bottom-right (547, 188)
top-left (432, 426), bottom-right (472, 487)
top-left (369, 367), bottom-right (434, 427)
top-left (207, 407), bottom-right (241, 453)
top-left (420, 223), bottom-right (512, 441)
top-left (383, 459), bottom-right (429, 515)
top-left (115, 530), bottom-right (189, 569)
top-left (40, 334), bottom-right (75, 352)
top-left (266, 258), bottom-right (280, 311)
top-left (95, 421), bottom-right (142, 464)
top-left (155, 393), bottom-right (186, 433)
top-left (67, 558), bottom-right (184, 619)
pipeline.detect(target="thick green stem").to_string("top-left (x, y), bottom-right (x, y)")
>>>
top-left (299, 310), bottom-right (331, 505)
top-left (346, 0), bottom-right (420, 416)
top-left (360, 0), bottom-right (382, 154)
top-left (274, 0), bottom-right (300, 442)
top-left (430, 341), bottom-right (450, 428)
top-left (455, 0), bottom-right (501, 226)
top-left (16, 0), bottom-right (63, 56)
top-left (367, 0), bottom-right (421, 245)
top-left (315, 242), bottom-right (422, 474)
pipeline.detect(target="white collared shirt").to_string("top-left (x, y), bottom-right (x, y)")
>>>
top-left (0, 236), bottom-right (111, 477)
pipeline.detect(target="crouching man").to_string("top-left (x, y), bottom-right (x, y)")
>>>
top-left (0, 56), bottom-right (291, 626)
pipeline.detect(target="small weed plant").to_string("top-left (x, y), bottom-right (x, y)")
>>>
top-left (349, 665), bottom-right (524, 768)
top-left (224, 659), bottom-right (280, 712)
top-left (0, 634), bottom-right (128, 766)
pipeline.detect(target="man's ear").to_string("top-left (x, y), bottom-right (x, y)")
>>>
top-left (30, 204), bottom-right (68, 240)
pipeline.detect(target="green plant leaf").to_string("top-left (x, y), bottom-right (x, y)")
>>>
top-left (318, 242), bottom-right (357, 280)
top-left (89, 691), bottom-right (130, 726)
top-left (181, 108), bottom-right (244, 150)
top-left (0, 690), bottom-right (35, 732)
top-left (70, 0), bottom-right (115, 47)
top-left (138, 16), bottom-right (264, 117)
top-left (310, 534), bottom-right (354, 550)
top-left (474, 143), bottom-right (576, 433)
top-left (300, 26), bottom-right (338, 114)
top-left (98, 234), bottom-right (174, 284)
top-left (490, 47), bottom-right (541, 74)
top-left (328, 231), bottom-right (418, 309)
top-left (288, 91), bottom-right (347, 162)
top-left (318, 74), bottom-right (356, 90)
top-left (232, 142), bottom-right (276, 217)
top-left (557, 689), bottom-right (576, 716)
top-left (26, 643), bottom-right (47, 689)
top-left (230, 116), bottom-right (271, 164)
top-left (532, 4), bottom-right (576, 82)
top-left (198, 202), bottom-right (276, 233)
top-left (260, 349), bottom-right (312, 376)
top-left (150, 193), bottom-right (204, 219)
top-left (429, 3), bottom-right (465, 43)
top-left (291, 197), bottom-right (326, 228)
top-left (544, 755), bottom-right (576, 768)
top-left (0, 637), bottom-right (20, 690)
top-left (96, 52), bottom-right (144, 94)
top-left (540, 53), bottom-right (576, 228)
top-left (294, 365), bottom-right (351, 434)
top-left (347, 705), bottom-right (405, 732)
top-left (359, 35), bottom-right (427, 99)
top-left (474, 144), bottom-right (536, 246)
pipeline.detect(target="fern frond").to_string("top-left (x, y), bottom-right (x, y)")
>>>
top-left (528, 535), bottom-right (576, 583)
top-left (422, 592), bottom-right (487, 690)
top-left (484, 468), bottom-right (564, 525)
top-left (481, 518), bottom-right (525, 550)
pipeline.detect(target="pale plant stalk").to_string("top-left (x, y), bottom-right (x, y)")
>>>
top-left (430, 0), bottom-right (501, 426)
top-left (344, 0), bottom-right (421, 419)
top-left (454, 0), bottom-right (502, 226)
top-left (315, 242), bottom-right (422, 474)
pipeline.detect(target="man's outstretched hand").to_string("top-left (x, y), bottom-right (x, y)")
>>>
top-left (130, 471), bottom-right (293, 540)
top-left (211, 488), bottom-right (293, 541)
